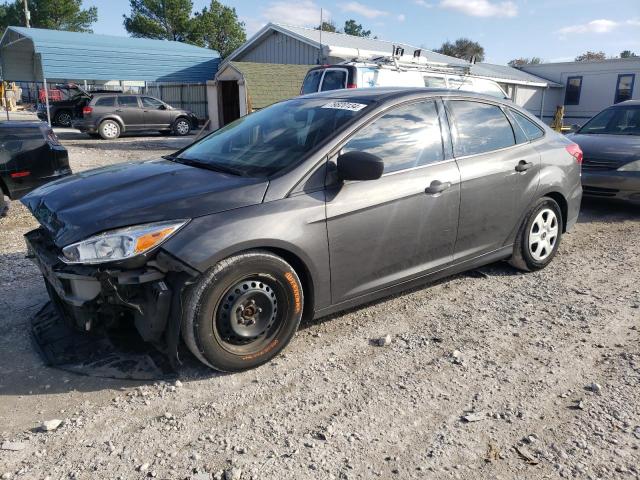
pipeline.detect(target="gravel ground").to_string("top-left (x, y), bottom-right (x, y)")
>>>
top-left (1, 130), bottom-right (639, 480)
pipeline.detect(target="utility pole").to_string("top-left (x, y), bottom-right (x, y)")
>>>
top-left (23, 0), bottom-right (31, 28)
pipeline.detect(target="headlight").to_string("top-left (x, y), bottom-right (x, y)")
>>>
top-left (618, 160), bottom-right (640, 172)
top-left (61, 220), bottom-right (188, 264)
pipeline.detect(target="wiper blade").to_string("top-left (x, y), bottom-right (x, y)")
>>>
top-left (170, 156), bottom-right (246, 176)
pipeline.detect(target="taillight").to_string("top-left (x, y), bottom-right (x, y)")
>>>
top-left (82, 106), bottom-right (93, 116)
top-left (10, 171), bottom-right (31, 178)
top-left (565, 143), bottom-right (583, 165)
top-left (347, 83), bottom-right (357, 89)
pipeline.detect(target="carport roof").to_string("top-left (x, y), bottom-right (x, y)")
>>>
top-left (0, 26), bottom-right (220, 82)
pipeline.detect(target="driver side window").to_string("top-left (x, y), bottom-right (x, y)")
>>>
top-left (342, 100), bottom-right (444, 174)
top-left (141, 97), bottom-right (164, 109)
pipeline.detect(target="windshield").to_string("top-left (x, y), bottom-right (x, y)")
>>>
top-left (578, 106), bottom-right (640, 135)
top-left (174, 98), bottom-right (371, 177)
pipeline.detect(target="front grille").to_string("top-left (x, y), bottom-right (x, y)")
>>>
top-left (582, 157), bottom-right (620, 172)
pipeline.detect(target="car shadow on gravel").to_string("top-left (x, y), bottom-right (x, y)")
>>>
top-left (578, 197), bottom-right (640, 223)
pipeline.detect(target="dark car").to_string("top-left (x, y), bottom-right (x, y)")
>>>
top-left (72, 93), bottom-right (199, 140)
top-left (36, 84), bottom-right (112, 128)
top-left (1, 121), bottom-right (71, 205)
top-left (568, 100), bottom-right (640, 203)
top-left (22, 88), bottom-right (582, 372)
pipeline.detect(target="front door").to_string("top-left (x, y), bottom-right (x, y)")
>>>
top-left (220, 81), bottom-right (240, 126)
top-left (116, 95), bottom-right (144, 130)
top-left (444, 99), bottom-right (522, 260)
top-left (326, 100), bottom-right (460, 304)
top-left (141, 96), bottom-right (172, 129)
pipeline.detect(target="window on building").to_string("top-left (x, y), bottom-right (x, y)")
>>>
top-left (614, 74), bottom-right (635, 104)
top-left (564, 76), bottom-right (582, 105)
top-left (447, 100), bottom-right (515, 157)
top-left (342, 101), bottom-right (444, 173)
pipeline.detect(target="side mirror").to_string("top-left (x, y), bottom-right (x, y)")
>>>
top-left (159, 104), bottom-right (167, 110)
top-left (337, 151), bottom-right (384, 181)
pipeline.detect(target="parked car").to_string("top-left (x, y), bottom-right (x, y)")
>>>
top-left (72, 93), bottom-right (199, 140)
top-left (36, 83), bottom-right (114, 127)
top-left (22, 88), bottom-right (582, 372)
top-left (1, 121), bottom-right (71, 203)
top-left (568, 100), bottom-right (640, 203)
top-left (301, 63), bottom-right (508, 99)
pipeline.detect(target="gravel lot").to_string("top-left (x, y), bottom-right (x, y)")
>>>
top-left (1, 129), bottom-right (639, 480)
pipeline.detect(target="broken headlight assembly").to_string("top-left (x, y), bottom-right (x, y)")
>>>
top-left (61, 220), bottom-right (188, 264)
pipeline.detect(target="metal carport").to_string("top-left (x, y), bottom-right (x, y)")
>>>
top-left (0, 26), bottom-right (220, 124)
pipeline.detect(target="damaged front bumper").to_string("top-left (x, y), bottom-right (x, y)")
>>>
top-left (25, 228), bottom-right (198, 364)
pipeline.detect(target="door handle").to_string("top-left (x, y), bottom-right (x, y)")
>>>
top-left (425, 180), bottom-right (452, 195)
top-left (515, 160), bottom-right (533, 172)
top-left (115, 109), bottom-right (122, 112)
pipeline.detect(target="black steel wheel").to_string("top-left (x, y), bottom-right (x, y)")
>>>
top-left (182, 251), bottom-right (304, 372)
top-left (54, 110), bottom-right (72, 128)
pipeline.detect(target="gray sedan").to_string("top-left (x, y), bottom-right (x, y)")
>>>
top-left (22, 88), bottom-right (582, 372)
top-left (568, 100), bottom-right (640, 203)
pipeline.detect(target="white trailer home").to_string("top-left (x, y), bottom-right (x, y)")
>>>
top-left (521, 57), bottom-right (640, 126)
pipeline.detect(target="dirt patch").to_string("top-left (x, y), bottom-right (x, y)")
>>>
top-left (1, 133), bottom-right (639, 479)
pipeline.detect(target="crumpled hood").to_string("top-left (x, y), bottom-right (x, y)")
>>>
top-left (22, 158), bottom-right (268, 247)
top-left (568, 133), bottom-right (640, 166)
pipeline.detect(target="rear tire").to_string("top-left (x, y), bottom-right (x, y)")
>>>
top-left (182, 251), bottom-right (304, 372)
top-left (54, 110), bottom-right (72, 128)
top-left (173, 118), bottom-right (191, 136)
top-left (510, 197), bottom-right (563, 271)
top-left (98, 119), bottom-right (121, 140)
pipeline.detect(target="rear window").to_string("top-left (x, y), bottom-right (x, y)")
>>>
top-left (321, 70), bottom-right (347, 91)
top-left (301, 70), bottom-right (323, 94)
top-left (447, 100), bottom-right (515, 156)
top-left (511, 110), bottom-right (544, 141)
top-left (94, 96), bottom-right (116, 107)
top-left (118, 96), bottom-right (139, 107)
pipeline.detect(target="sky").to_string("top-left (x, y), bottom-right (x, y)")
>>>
top-left (83, 0), bottom-right (640, 64)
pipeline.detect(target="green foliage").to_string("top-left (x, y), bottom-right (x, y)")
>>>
top-left (343, 19), bottom-right (371, 38)
top-left (192, 1), bottom-right (246, 57)
top-left (123, 0), bottom-right (245, 57)
top-left (123, 0), bottom-right (194, 41)
top-left (435, 38), bottom-right (485, 62)
top-left (574, 51), bottom-right (606, 62)
top-left (315, 21), bottom-right (337, 33)
top-left (0, 0), bottom-right (97, 32)
top-left (620, 50), bottom-right (637, 58)
top-left (508, 57), bottom-right (542, 67)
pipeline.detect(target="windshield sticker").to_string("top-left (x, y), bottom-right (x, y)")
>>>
top-left (321, 101), bottom-right (368, 111)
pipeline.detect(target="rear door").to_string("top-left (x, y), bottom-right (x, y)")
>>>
top-left (326, 99), bottom-right (460, 304)
top-left (444, 99), bottom-right (523, 261)
top-left (116, 95), bottom-right (144, 129)
top-left (141, 96), bottom-right (172, 129)
top-left (301, 69), bottom-right (324, 94)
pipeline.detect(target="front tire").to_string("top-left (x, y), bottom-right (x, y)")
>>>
top-left (173, 118), bottom-right (191, 136)
top-left (510, 197), bottom-right (563, 271)
top-left (182, 251), bottom-right (304, 372)
top-left (98, 119), bottom-right (121, 140)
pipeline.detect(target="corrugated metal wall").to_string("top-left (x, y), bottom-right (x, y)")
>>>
top-left (236, 32), bottom-right (320, 65)
top-left (144, 82), bottom-right (208, 120)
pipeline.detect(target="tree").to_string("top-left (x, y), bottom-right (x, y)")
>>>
top-left (0, 0), bottom-right (97, 32)
top-left (192, 1), bottom-right (246, 57)
top-left (574, 51), bottom-right (606, 62)
top-left (343, 19), bottom-right (371, 38)
top-left (123, 0), bottom-right (195, 42)
top-left (435, 38), bottom-right (484, 62)
top-left (315, 20), bottom-right (337, 32)
top-left (620, 50), bottom-right (637, 58)
top-left (508, 57), bottom-right (542, 67)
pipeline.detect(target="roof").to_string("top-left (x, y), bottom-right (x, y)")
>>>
top-left (224, 62), bottom-right (313, 109)
top-left (226, 23), bottom-right (468, 66)
top-left (0, 26), bottom-right (220, 82)
top-left (470, 63), bottom-right (562, 87)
